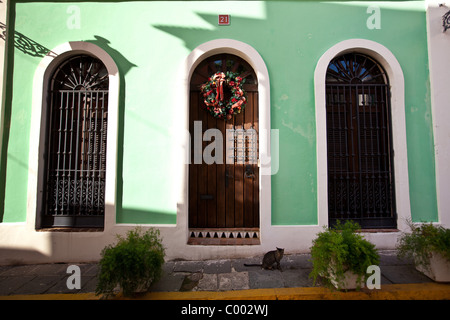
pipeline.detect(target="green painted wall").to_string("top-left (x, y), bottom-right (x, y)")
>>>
top-left (1, 1), bottom-right (438, 225)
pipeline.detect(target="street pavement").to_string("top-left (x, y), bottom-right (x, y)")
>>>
top-left (0, 250), bottom-right (449, 299)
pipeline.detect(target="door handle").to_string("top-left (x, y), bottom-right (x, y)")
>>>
top-left (244, 164), bottom-right (255, 179)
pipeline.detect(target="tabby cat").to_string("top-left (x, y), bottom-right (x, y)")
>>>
top-left (244, 247), bottom-right (284, 271)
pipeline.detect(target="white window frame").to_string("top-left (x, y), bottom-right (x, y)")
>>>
top-left (314, 39), bottom-right (411, 232)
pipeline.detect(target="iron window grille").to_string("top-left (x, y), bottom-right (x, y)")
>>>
top-left (326, 53), bottom-right (397, 229)
top-left (227, 126), bottom-right (258, 164)
top-left (41, 55), bottom-right (109, 228)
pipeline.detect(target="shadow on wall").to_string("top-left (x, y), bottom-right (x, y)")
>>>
top-left (0, 248), bottom-right (49, 266)
top-left (88, 35), bottom-right (140, 225)
top-left (153, 12), bottom-right (265, 53)
top-left (0, 22), bottom-right (57, 58)
top-left (0, 22), bottom-right (173, 226)
top-left (87, 35), bottom-right (137, 76)
top-left (0, 25), bottom-right (139, 223)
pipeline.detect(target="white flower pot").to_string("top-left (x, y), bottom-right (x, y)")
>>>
top-left (324, 260), bottom-right (365, 290)
top-left (416, 252), bottom-right (450, 282)
top-left (329, 270), bottom-right (364, 290)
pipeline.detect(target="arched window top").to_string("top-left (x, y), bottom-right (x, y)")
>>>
top-left (326, 52), bottom-right (388, 85)
top-left (50, 54), bottom-right (109, 91)
top-left (190, 53), bottom-right (257, 90)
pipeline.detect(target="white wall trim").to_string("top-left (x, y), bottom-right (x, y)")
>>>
top-left (426, 2), bottom-right (450, 228)
top-left (314, 39), bottom-right (411, 232)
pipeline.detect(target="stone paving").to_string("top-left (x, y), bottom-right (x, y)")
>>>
top-left (0, 263), bottom-right (98, 295)
top-left (150, 250), bottom-right (431, 293)
top-left (0, 250), bottom-right (434, 296)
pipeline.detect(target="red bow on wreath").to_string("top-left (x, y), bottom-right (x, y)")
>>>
top-left (200, 71), bottom-right (247, 120)
top-left (214, 72), bottom-right (225, 102)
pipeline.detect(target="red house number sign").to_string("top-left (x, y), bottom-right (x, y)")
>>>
top-left (218, 14), bottom-right (230, 25)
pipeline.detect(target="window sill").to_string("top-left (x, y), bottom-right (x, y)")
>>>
top-left (36, 227), bottom-right (104, 233)
top-left (356, 229), bottom-right (399, 233)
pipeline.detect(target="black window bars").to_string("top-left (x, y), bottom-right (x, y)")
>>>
top-left (41, 55), bottom-right (109, 228)
top-left (326, 53), bottom-right (397, 229)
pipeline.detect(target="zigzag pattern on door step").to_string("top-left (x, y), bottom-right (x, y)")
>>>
top-left (189, 229), bottom-right (259, 240)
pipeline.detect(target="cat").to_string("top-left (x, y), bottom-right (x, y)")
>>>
top-left (244, 247), bottom-right (284, 271)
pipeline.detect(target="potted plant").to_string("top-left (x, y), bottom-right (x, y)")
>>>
top-left (396, 222), bottom-right (450, 282)
top-left (309, 220), bottom-right (380, 290)
top-left (95, 227), bottom-right (165, 297)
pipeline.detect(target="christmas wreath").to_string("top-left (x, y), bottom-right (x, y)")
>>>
top-left (200, 71), bottom-right (246, 120)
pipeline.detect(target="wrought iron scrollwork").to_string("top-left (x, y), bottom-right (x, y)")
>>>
top-left (43, 55), bottom-right (109, 227)
top-left (0, 22), bottom-right (5, 41)
top-left (0, 22), bottom-right (57, 57)
top-left (326, 53), bottom-right (396, 229)
top-left (443, 10), bottom-right (450, 32)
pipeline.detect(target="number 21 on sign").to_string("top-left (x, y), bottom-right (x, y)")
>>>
top-left (218, 14), bottom-right (230, 26)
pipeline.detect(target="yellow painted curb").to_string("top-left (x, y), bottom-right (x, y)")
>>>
top-left (130, 288), bottom-right (278, 300)
top-left (127, 283), bottom-right (450, 300)
top-left (1, 283), bottom-right (449, 300)
top-left (275, 283), bottom-right (450, 300)
top-left (0, 292), bottom-right (98, 300)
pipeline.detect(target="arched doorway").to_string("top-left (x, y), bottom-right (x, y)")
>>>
top-left (326, 52), bottom-right (397, 229)
top-left (188, 53), bottom-right (260, 244)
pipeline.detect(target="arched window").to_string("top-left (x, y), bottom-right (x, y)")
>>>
top-left (41, 54), bottom-right (109, 228)
top-left (326, 52), bottom-right (396, 228)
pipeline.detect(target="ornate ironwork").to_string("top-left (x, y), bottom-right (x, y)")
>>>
top-left (326, 53), bottom-right (396, 229)
top-left (326, 52), bottom-right (387, 84)
top-left (443, 10), bottom-right (450, 32)
top-left (51, 55), bottom-right (109, 90)
top-left (0, 22), bottom-right (57, 58)
top-left (47, 179), bottom-right (106, 215)
top-left (42, 55), bottom-right (109, 228)
top-left (228, 126), bottom-right (257, 164)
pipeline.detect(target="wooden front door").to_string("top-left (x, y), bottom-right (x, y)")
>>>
top-left (188, 54), bottom-right (259, 245)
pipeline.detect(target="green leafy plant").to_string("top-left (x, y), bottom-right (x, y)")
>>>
top-left (95, 227), bottom-right (165, 297)
top-left (309, 220), bottom-right (380, 290)
top-left (396, 221), bottom-right (450, 272)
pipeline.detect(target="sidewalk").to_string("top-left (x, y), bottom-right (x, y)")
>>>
top-left (0, 250), bottom-right (449, 300)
